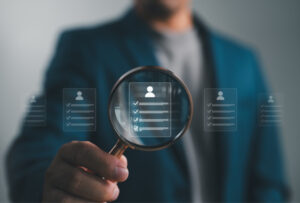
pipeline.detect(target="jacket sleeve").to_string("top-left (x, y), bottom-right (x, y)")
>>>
top-left (6, 31), bottom-right (92, 202)
top-left (249, 51), bottom-right (289, 201)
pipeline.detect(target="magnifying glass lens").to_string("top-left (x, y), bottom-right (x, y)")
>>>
top-left (108, 66), bottom-right (193, 156)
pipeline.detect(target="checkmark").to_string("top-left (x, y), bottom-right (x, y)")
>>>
top-left (67, 116), bottom-right (71, 120)
top-left (133, 125), bottom-right (139, 132)
top-left (66, 103), bottom-right (71, 107)
top-left (208, 116), bottom-right (212, 120)
top-left (207, 109), bottom-right (212, 113)
top-left (207, 103), bottom-right (212, 107)
top-left (67, 109), bottom-right (71, 113)
top-left (133, 117), bottom-right (139, 122)
top-left (133, 100), bottom-right (139, 106)
top-left (207, 122), bottom-right (212, 126)
top-left (66, 122), bottom-right (71, 126)
top-left (133, 109), bottom-right (139, 114)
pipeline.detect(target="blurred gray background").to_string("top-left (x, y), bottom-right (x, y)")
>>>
top-left (0, 0), bottom-right (299, 202)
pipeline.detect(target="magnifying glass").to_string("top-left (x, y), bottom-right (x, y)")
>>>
top-left (108, 66), bottom-right (193, 157)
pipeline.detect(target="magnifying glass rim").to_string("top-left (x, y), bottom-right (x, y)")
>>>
top-left (108, 65), bottom-right (194, 151)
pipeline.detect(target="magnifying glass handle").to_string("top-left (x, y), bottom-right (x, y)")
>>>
top-left (109, 139), bottom-right (128, 158)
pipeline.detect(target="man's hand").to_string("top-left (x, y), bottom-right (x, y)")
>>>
top-left (43, 141), bottom-right (129, 202)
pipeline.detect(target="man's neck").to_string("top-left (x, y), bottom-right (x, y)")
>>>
top-left (142, 7), bottom-right (193, 32)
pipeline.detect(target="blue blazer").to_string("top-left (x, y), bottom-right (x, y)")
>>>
top-left (6, 9), bottom-right (289, 202)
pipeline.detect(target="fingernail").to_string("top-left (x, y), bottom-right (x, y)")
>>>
top-left (115, 167), bottom-right (129, 180)
top-left (112, 186), bottom-right (119, 200)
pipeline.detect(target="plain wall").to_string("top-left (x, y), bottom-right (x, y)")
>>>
top-left (0, 0), bottom-right (299, 201)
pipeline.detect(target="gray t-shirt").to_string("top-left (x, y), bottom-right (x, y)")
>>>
top-left (152, 27), bottom-right (204, 202)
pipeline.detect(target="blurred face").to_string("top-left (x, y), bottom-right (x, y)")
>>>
top-left (135, 0), bottom-right (190, 19)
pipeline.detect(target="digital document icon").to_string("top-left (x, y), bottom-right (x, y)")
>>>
top-left (24, 95), bottom-right (47, 127)
top-left (259, 93), bottom-right (283, 126)
top-left (204, 88), bottom-right (237, 132)
top-left (129, 82), bottom-right (171, 137)
top-left (63, 88), bottom-right (96, 132)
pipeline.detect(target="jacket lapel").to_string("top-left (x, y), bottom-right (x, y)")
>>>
top-left (194, 15), bottom-right (225, 200)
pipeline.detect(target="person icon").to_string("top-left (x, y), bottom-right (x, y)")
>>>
top-left (75, 91), bottom-right (84, 101)
top-left (268, 95), bottom-right (274, 103)
top-left (30, 96), bottom-right (36, 103)
top-left (145, 86), bottom-right (156, 98)
top-left (216, 91), bottom-right (225, 101)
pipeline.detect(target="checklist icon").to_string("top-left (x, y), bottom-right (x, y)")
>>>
top-left (24, 95), bottom-right (47, 127)
top-left (204, 88), bottom-right (237, 132)
top-left (129, 82), bottom-right (172, 137)
top-left (258, 93), bottom-right (283, 127)
top-left (63, 88), bottom-right (96, 132)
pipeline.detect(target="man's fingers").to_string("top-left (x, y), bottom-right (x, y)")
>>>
top-left (43, 141), bottom-right (128, 202)
top-left (120, 155), bottom-right (128, 167)
top-left (58, 141), bottom-right (128, 182)
top-left (47, 160), bottom-right (119, 202)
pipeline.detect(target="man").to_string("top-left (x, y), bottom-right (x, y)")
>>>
top-left (6, 0), bottom-right (288, 202)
